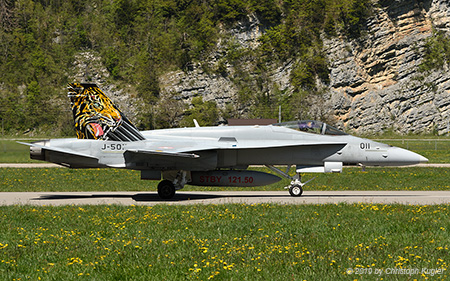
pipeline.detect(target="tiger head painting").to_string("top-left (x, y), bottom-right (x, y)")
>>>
top-left (67, 83), bottom-right (144, 141)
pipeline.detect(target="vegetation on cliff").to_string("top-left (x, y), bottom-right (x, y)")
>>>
top-left (420, 30), bottom-right (450, 73)
top-left (0, 0), bottom-right (372, 135)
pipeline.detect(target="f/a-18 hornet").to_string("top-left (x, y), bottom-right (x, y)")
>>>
top-left (20, 83), bottom-right (428, 199)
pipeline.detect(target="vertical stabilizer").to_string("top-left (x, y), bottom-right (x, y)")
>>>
top-left (67, 83), bottom-right (145, 141)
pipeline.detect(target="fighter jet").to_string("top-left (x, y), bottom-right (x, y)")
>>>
top-left (20, 83), bottom-right (428, 199)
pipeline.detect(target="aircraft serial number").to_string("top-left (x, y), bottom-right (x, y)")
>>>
top-left (360, 143), bottom-right (371, 149)
top-left (101, 143), bottom-right (126, 151)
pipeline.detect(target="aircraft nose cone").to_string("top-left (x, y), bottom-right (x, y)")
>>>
top-left (419, 155), bottom-right (428, 163)
top-left (392, 148), bottom-right (428, 165)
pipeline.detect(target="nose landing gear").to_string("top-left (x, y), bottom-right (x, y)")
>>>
top-left (266, 165), bottom-right (315, 197)
top-left (288, 182), bottom-right (303, 197)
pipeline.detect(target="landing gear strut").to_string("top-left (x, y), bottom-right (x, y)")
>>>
top-left (266, 165), bottom-right (315, 197)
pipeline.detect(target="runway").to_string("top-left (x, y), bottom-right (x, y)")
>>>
top-left (2, 190), bottom-right (450, 206)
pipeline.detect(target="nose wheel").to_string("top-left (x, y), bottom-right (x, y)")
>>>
top-left (266, 165), bottom-right (315, 197)
top-left (289, 183), bottom-right (303, 197)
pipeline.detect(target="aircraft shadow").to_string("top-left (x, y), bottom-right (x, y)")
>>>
top-left (35, 193), bottom-right (224, 202)
top-left (34, 192), bottom-right (419, 203)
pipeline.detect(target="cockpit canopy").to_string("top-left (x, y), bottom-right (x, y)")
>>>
top-left (273, 120), bottom-right (347, 136)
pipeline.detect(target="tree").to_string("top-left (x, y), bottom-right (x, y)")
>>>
top-left (153, 92), bottom-right (186, 129)
top-left (180, 96), bottom-right (219, 127)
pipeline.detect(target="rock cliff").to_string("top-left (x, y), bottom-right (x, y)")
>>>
top-left (159, 0), bottom-right (450, 135)
top-left (326, 0), bottom-right (450, 134)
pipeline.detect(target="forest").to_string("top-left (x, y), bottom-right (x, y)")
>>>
top-left (1, 0), bottom-right (376, 135)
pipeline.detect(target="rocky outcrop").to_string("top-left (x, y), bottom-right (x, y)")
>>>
top-left (159, 13), bottom-right (264, 114)
top-left (159, 66), bottom-right (238, 109)
top-left (159, 0), bottom-right (450, 134)
top-left (326, 0), bottom-right (450, 134)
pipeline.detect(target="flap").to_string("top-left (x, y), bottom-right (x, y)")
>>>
top-left (124, 149), bottom-right (216, 171)
top-left (126, 149), bottom-right (199, 159)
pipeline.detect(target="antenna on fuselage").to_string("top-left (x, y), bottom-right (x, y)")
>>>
top-left (193, 119), bottom-right (200, 128)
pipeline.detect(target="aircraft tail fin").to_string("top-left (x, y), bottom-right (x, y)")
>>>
top-left (67, 83), bottom-right (146, 141)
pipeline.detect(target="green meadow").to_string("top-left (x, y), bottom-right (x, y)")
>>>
top-left (0, 140), bottom-right (42, 163)
top-left (0, 204), bottom-right (449, 280)
top-left (1, 139), bottom-right (449, 280)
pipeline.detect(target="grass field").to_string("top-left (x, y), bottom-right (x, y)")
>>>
top-left (0, 204), bottom-right (449, 280)
top-left (1, 166), bottom-right (450, 192)
top-left (0, 140), bottom-right (42, 163)
top-left (1, 138), bottom-right (449, 280)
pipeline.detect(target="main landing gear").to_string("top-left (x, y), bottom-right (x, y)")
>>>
top-left (157, 171), bottom-right (189, 199)
top-left (266, 165), bottom-right (315, 197)
top-left (157, 180), bottom-right (176, 199)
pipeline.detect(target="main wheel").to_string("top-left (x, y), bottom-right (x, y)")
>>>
top-left (289, 184), bottom-right (303, 197)
top-left (157, 180), bottom-right (176, 199)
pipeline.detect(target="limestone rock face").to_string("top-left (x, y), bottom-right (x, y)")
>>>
top-left (159, 1), bottom-right (450, 134)
top-left (159, 67), bottom-right (237, 109)
top-left (326, 0), bottom-right (450, 134)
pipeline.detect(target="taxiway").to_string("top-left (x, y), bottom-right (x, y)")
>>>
top-left (1, 191), bottom-right (450, 206)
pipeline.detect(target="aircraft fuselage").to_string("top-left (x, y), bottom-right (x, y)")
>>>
top-left (31, 125), bottom-right (426, 170)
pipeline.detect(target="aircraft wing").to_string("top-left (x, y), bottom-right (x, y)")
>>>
top-left (170, 140), bottom-right (347, 153)
top-left (123, 140), bottom-right (347, 170)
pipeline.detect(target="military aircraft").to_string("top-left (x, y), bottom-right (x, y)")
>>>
top-left (20, 83), bottom-right (428, 199)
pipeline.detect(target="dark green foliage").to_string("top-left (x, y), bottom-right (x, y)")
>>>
top-left (212, 0), bottom-right (247, 23)
top-left (419, 30), bottom-right (450, 73)
top-left (102, 47), bottom-right (121, 79)
top-left (339, 0), bottom-right (372, 38)
top-left (180, 96), bottom-right (219, 126)
top-left (250, 0), bottom-right (281, 26)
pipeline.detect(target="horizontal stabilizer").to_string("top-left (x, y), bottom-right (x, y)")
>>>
top-left (18, 141), bottom-right (101, 168)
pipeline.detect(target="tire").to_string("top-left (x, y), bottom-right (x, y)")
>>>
top-left (157, 180), bottom-right (176, 199)
top-left (289, 184), bottom-right (303, 197)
